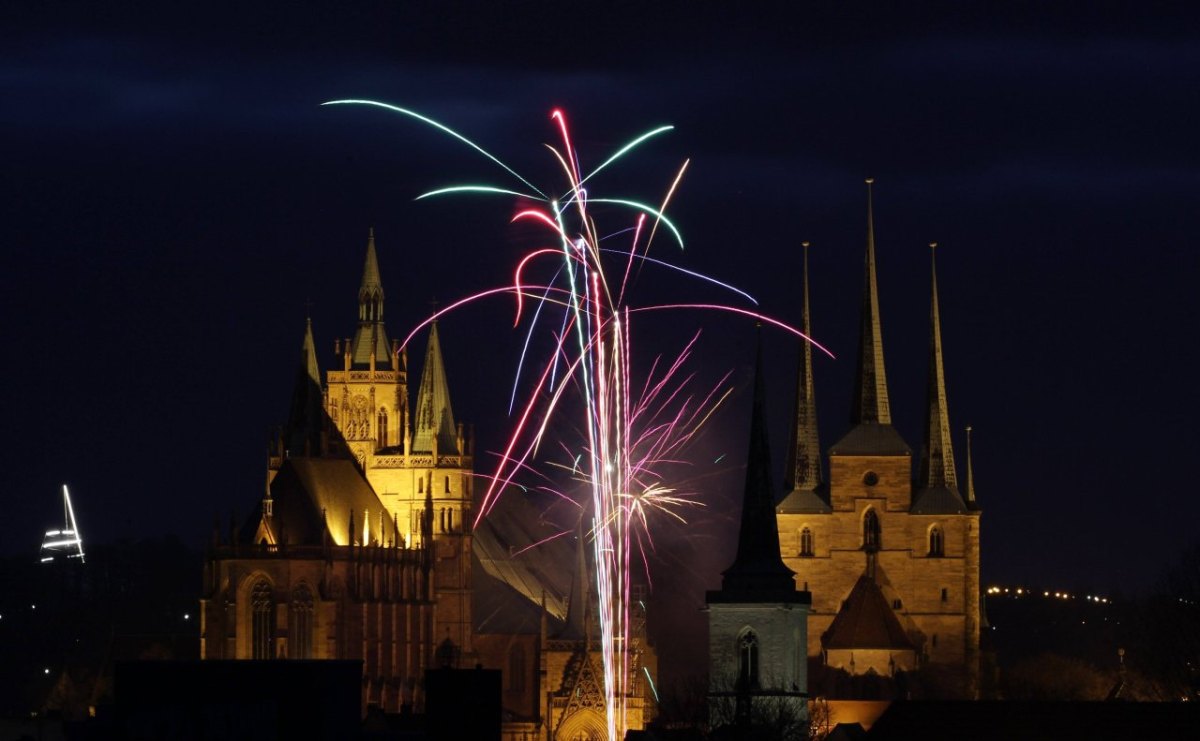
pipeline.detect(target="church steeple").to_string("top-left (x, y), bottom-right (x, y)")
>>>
top-left (913, 244), bottom-right (967, 514)
top-left (852, 178), bottom-right (892, 426)
top-left (560, 519), bottom-right (591, 640)
top-left (719, 338), bottom-right (798, 597)
top-left (351, 228), bottom-right (391, 367)
top-left (830, 180), bottom-right (910, 457)
top-left (779, 243), bottom-right (831, 514)
top-left (412, 320), bottom-right (458, 454)
top-left (284, 317), bottom-right (325, 456)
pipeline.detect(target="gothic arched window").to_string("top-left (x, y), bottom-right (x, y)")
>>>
top-left (377, 409), bottom-right (388, 447)
top-left (251, 580), bottom-right (274, 659)
top-left (738, 630), bottom-right (759, 689)
top-left (799, 527), bottom-right (814, 557)
top-left (928, 525), bottom-right (944, 557)
top-left (289, 584), bottom-right (314, 659)
top-left (863, 509), bottom-right (881, 551)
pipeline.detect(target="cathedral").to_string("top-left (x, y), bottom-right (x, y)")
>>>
top-left (775, 180), bottom-right (982, 699)
top-left (198, 230), bottom-right (655, 738)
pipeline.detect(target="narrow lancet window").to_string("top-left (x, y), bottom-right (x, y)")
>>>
top-left (799, 527), bottom-right (814, 557)
top-left (738, 630), bottom-right (759, 689)
top-left (251, 580), bottom-right (274, 659)
top-left (929, 525), bottom-right (944, 557)
top-left (289, 584), bottom-right (314, 659)
top-left (863, 509), bottom-right (881, 551)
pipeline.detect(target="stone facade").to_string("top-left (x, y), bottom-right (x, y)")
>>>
top-left (775, 186), bottom-right (981, 698)
top-left (200, 229), bottom-right (656, 737)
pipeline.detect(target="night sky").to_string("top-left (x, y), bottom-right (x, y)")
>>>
top-left (4, 2), bottom-right (1198, 609)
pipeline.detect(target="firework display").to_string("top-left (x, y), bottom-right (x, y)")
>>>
top-left (326, 100), bottom-right (829, 738)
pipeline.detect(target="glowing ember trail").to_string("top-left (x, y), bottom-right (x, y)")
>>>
top-left (326, 99), bottom-right (832, 739)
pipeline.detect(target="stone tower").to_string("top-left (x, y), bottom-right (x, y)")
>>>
top-left (324, 229), bottom-right (476, 663)
top-left (775, 182), bottom-right (982, 698)
top-left (707, 339), bottom-right (811, 732)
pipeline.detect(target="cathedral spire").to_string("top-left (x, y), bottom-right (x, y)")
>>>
top-left (851, 178), bottom-right (892, 426)
top-left (350, 228), bottom-right (390, 367)
top-left (412, 320), bottom-right (459, 454)
top-left (720, 336), bottom-right (797, 596)
top-left (561, 518), bottom-right (590, 640)
top-left (779, 243), bottom-right (831, 514)
top-left (965, 425), bottom-right (977, 508)
top-left (284, 317), bottom-right (324, 456)
top-left (913, 244), bottom-right (967, 514)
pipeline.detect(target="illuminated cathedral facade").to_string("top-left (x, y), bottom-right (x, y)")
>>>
top-left (775, 181), bottom-right (982, 698)
top-left (199, 230), bottom-right (655, 737)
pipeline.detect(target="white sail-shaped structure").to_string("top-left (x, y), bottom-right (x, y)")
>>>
top-left (39, 484), bottom-right (85, 564)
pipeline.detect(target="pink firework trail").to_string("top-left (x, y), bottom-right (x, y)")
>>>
top-left (325, 99), bottom-right (832, 740)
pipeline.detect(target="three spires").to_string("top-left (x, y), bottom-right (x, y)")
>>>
top-left (786, 180), bottom-right (975, 512)
top-left (286, 228), bottom-right (458, 458)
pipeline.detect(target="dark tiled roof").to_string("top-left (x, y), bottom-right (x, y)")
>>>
top-left (910, 485), bottom-right (968, 515)
top-left (776, 483), bottom-right (832, 514)
top-left (823, 574), bottom-right (915, 650)
top-left (829, 423), bottom-right (911, 456)
top-left (473, 491), bottom-right (572, 625)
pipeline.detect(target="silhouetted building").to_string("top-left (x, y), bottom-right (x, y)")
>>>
top-left (707, 340), bottom-right (811, 735)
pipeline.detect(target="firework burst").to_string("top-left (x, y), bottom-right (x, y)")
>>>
top-left (326, 99), bottom-right (830, 739)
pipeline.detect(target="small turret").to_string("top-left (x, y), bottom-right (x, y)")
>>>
top-left (412, 321), bottom-right (459, 455)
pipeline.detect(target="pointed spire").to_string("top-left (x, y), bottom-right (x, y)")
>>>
top-left (780, 242), bottom-right (830, 513)
top-left (791, 241), bottom-right (821, 489)
top-left (562, 518), bottom-right (590, 639)
top-left (284, 317), bottom-right (324, 457)
top-left (851, 178), bottom-right (892, 426)
top-left (360, 227), bottom-right (382, 295)
top-left (412, 321), bottom-right (459, 454)
top-left (351, 228), bottom-right (391, 367)
top-left (720, 336), bottom-right (797, 596)
top-left (965, 425), bottom-right (977, 508)
top-left (913, 243), bottom-right (967, 514)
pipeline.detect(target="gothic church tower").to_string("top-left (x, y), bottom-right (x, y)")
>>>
top-left (775, 182), bottom-right (981, 697)
top-left (324, 229), bottom-right (476, 663)
top-left (707, 340), bottom-right (810, 732)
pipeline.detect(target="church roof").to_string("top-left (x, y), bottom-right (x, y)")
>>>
top-left (412, 321), bottom-right (459, 454)
top-left (829, 423), bottom-right (911, 456)
top-left (472, 491), bottom-right (571, 626)
top-left (776, 482), bottom-right (832, 514)
top-left (823, 573), bottom-right (915, 651)
top-left (909, 485), bottom-right (968, 515)
top-left (268, 458), bottom-right (391, 547)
